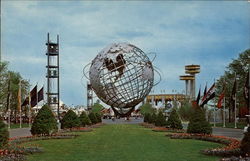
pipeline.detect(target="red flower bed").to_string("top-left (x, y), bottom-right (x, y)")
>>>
top-left (167, 133), bottom-right (242, 156)
top-left (152, 127), bottom-right (185, 133)
top-left (139, 122), bottom-right (156, 128)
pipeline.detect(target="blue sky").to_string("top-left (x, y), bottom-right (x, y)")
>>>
top-left (2, 1), bottom-right (250, 106)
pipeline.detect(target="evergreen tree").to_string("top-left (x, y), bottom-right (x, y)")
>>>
top-left (79, 111), bottom-right (91, 126)
top-left (187, 107), bottom-right (212, 134)
top-left (31, 105), bottom-right (58, 135)
top-left (95, 113), bottom-right (102, 123)
top-left (0, 119), bottom-right (9, 148)
top-left (61, 110), bottom-right (80, 129)
top-left (155, 111), bottom-right (167, 127)
top-left (144, 113), bottom-right (150, 123)
top-left (240, 127), bottom-right (250, 156)
top-left (149, 113), bottom-right (157, 125)
top-left (167, 108), bottom-right (183, 129)
top-left (89, 112), bottom-right (98, 124)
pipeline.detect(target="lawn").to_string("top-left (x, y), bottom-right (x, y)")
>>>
top-left (23, 124), bottom-right (222, 161)
top-left (212, 122), bottom-right (247, 129)
top-left (10, 123), bottom-right (29, 129)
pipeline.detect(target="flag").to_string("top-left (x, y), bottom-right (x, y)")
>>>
top-left (38, 87), bottom-right (44, 103)
top-left (201, 84), bottom-right (207, 103)
top-left (196, 87), bottom-right (201, 106)
top-left (21, 97), bottom-right (29, 107)
top-left (217, 85), bottom-right (225, 108)
top-left (244, 71), bottom-right (249, 106)
top-left (230, 78), bottom-right (237, 112)
top-left (17, 81), bottom-right (21, 111)
top-left (30, 85), bottom-right (37, 107)
top-left (200, 83), bottom-right (215, 107)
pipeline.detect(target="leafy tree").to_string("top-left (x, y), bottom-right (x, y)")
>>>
top-left (91, 102), bottom-right (103, 114)
top-left (155, 111), bottom-right (167, 127)
top-left (216, 49), bottom-right (250, 121)
top-left (240, 127), bottom-right (250, 156)
top-left (167, 108), bottom-right (183, 129)
top-left (79, 111), bottom-right (91, 126)
top-left (31, 105), bottom-right (58, 135)
top-left (89, 112), bottom-right (98, 124)
top-left (95, 113), bottom-right (102, 123)
top-left (139, 103), bottom-right (155, 116)
top-left (0, 119), bottom-right (9, 148)
top-left (178, 100), bottom-right (194, 121)
top-left (187, 107), bottom-right (212, 134)
top-left (61, 110), bottom-right (80, 129)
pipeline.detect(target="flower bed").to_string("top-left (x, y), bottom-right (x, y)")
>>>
top-left (152, 127), bottom-right (185, 133)
top-left (166, 133), bottom-right (242, 157)
top-left (90, 123), bottom-right (105, 128)
top-left (139, 122), bottom-right (156, 128)
top-left (60, 127), bottom-right (93, 133)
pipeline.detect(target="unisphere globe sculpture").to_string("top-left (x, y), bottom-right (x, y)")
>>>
top-left (89, 43), bottom-right (154, 116)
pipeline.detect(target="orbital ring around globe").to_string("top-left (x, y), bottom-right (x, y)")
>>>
top-left (83, 43), bottom-right (161, 116)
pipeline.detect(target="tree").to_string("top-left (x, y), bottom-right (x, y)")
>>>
top-left (95, 113), bottom-right (102, 123)
top-left (61, 110), bottom-right (80, 129)
top-left (0, 119), bottom-right (9, 148)
top-left (216, 49), bottom-right (250, 121)
top-left (167, 108), bottom-right (183, 129)
top-left (149, 113), bottom-right (157, 125)
top-left (187, 107), bottom-right (212, 134)
top-left (177, 100), bottom-right (194, 121)
top-left (240, 127), bottom-right (250, 156)
top-left (88, 112), bottom-right (98, 124)
top-left (79, 111), bottom-right (91, 126)
top-left (144, 113), bottom-right (150, 123)
top-left (91, 102), bottom-right (103, 114)
top-left (155, 111), bottom-right (167, 127)
top-left (139, 103), bottom-right (155, 116)
top-left (31, 105), bottom-right (58, 135)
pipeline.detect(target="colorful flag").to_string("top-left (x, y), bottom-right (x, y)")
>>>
top-left (196, 87), bottom-right (201, 106)
top-left (21, 97), bottom-right (29, 107)
top-left (17, 81), bottom-right (21, 111)
top-left (38, 87), bottom-right (44, 103)
top-left (230, 78), bottom-right (237, 112)
top-left (200, 83), bottom-right (215, 107)
top-left (217, 83), bottom-right (226, 108)
top-left (244, 71), bottom-right (249, 106)
top-left (201, 84), bottom-right (207, 103)
top-left (30, 85), bottom-right (37, 107)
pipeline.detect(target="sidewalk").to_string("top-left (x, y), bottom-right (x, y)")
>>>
top-left (9, 128), bottom-right (31, 138)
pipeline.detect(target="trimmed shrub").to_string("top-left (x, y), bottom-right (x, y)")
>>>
top-left (89, 112), bottom-right (98, 124)
top-left (0, 119), bottom-right (9, 148)
top-left (79, 112), bottom-right (92, 126)
top-left (187, 107), bottom-right (212, 134)
top-left (31, 105), bottom-right (58, 135)
top-left (149, 113), bottom-right (157, 125)
top-left (95, 113), bottom-right (102, 123)
top-left (155, 111), bottom-right (167, 127)
top-left (240, 127), bottom-right (250, 156)
top-left (167, 108), bottom-right (183, 129)
top-left (144, 113), bottom-right (150, 123)
top-left (61, 110), bottom-right (80, 129)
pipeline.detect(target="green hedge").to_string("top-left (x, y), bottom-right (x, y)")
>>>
top-left (0, 119), bottom-right (9, 148)
top-left (31, 105), bottom-right (58, 135)
top-left (61, 110), bottom-right (80, 129)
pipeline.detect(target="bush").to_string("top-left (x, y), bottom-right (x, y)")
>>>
top-left (79, 112), bottom-right (91, 126)
top-left (61, 110), bottom-right (80, 129)
top-left (187, 107), bottom-right (212, 134)
top-left (144, 113), bottom-right (150, 123)
top-left (0, 119), bottom-right (9, 148)
top-left (167, 108), bottom-right (183, 129)
top-left (240, 127), bottom-right (250, 156)
top-left (31, 105), bottom-right (58, 135)
top-left (155, 111), bottom-right (167, 127)
top-left (89, 112), bottom-right (98, 124)
top-left (95, 113), bottom-right (102, 123)
top-left (178, 101), bottom-right (194, 121)
top-left (148, 113), bottom-right (157, 124)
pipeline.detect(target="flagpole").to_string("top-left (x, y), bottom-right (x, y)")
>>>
top-left (214, 79), bottom-right (216, 127)
top-left (28, 85), bottom-right (31, 128)
top-left (36, 82), bottom-right (38, 113)
top-left (19, 80), bottom-right (22, 128)
top-left (223, 96), bottom-right (226, 128)
top-left (8, 93), bottom-right (11, 129)
top-left (234, 73), bottom-right (237, 129)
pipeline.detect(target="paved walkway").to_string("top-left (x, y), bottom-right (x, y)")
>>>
top-left (212, 127), bottom-right (244, 140)
top-left (9, 128), bottom-right (31, 138)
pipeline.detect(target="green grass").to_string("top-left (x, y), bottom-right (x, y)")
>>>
top-left (211, 122), bottom-right (247, 129)
top-left (23, 124), bottom-right (222, 161)
top-left (10, 123), bottom-right (29, 129)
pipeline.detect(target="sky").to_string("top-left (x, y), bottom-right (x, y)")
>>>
top-left (1, 1), bottom-right (250, 107)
